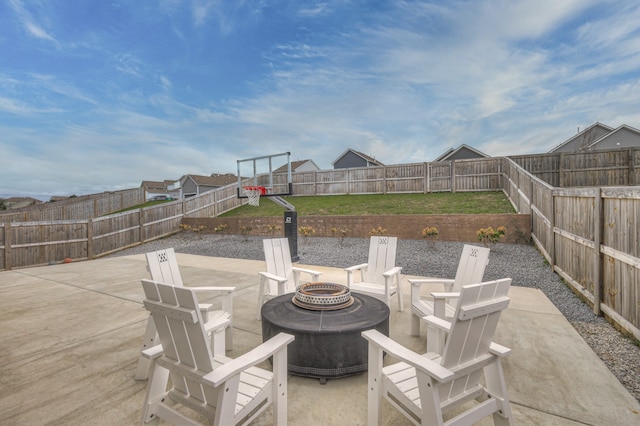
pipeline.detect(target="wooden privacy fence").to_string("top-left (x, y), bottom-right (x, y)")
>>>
top-left (0, 188), bottom-right (244, 269)
top-left (291, 159), bottom-right (503, 195)
top-left (0, 187), bottom-right (145, 222)
top-left (503, 156), bottom-right (640, 340)
top-left (1, 152), bottom-right (639, 340)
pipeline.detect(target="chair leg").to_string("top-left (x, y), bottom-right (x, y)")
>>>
top-left (411, 313), bottom-right (421, 336)
top-left (211, 327), bottom-right (226, 357)
top-left (256, 277), bottom-right (267, 320)
top-left (396, 279), bottom-right (404, 312)
top-left (367, 342), bottom-right (384, 426)
top-left (221, 295), bottom-right (234, 350)
top-left (485, 360), bottom-right (514, 425)
top-left (135, 316), bottom-right (158, 380)
top-left (141, 358), bottom-right (170, 424)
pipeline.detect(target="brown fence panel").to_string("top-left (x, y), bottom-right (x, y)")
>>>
top-left (292, 171), bottom-right (318, 196)
top-left (142, 202), bottom-right (184, 241)
top-left (429, 162), bottom-right (452, 192)
top-left (315, 169), bottom-right (348, 195)
top-left (529, 177), bottom-right (554, 261)
top-left (347, 167), bottom-right (385, 194)
top-left (601, 187), bottom-right (640, 331)
top-left (454, 158), bottom-right (502, 192)
top-left (384, 163), bottom-right (426, 193)
top-left (510, 153), bottom-right (560, 186)
top-left (10, 221), bottom-right (88, 267)
top-left (184, 191), bottom-right (217, 218)
top-left (561, 150), bottom-right (631, 187)
top-left (91, 211), bottom-right (141, 257)
top-left (552, 188), bottom-right (600, 307)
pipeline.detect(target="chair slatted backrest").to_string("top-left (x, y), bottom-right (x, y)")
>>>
top-left (141, 279), bottom-right (216, 406)
top-left (365, 236), bottom-right (398, 284)
top-left (263, 238), bottom-right (295, 293)
top-left (146, 248), bottom-right (184, 287)
top-left (438, 278), bottom-right (511, 401)
top-left (451, 245), bottom-right (490, 293)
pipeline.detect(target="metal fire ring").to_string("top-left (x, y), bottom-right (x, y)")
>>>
top-left (292, 282), bottom-right (354, 310)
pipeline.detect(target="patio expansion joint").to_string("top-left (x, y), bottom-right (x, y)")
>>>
top-left (508, 400), bottom-right (593, 425)
top-left (13, 269), bottom-right (143, 305)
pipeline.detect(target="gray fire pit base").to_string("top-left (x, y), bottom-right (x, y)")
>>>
top-left (261, 292), bottom-right (390, 382)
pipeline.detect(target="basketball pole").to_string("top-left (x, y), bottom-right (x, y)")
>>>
top-left (269, 191), bottom-right (298, 262)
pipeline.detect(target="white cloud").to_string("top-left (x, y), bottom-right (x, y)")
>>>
top-left (7, 0), bottom-right (59, 45)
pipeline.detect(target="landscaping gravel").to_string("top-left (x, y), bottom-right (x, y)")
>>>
top-left (110, 233), bottom-right (640, 402)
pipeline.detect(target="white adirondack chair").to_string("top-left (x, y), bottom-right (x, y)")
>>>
top-left (409, 244), bottom-right (490, 340)
top-left (362, 278), bottom-right (513, 426)
top-left (140, 279), bottom-right (294, 426)
top-left (345, 236), bottom-right (403, 311)
top-left (135, 248), bottom-right (235, 380)
top-left (257, 238), bottom-right (322, 319)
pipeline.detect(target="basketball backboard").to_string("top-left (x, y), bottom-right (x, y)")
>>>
top-left (237, 152), bottom-right (292, 199)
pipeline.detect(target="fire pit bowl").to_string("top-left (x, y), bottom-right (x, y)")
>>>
top-left (293, 282), bottom-right (353, 310)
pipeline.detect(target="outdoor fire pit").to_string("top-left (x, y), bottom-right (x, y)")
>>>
top-left (292, 282), bottom-right (353, 310)
top-left (261, 283), bottom-right (389, 382)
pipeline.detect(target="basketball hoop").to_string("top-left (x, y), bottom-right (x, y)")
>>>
top-left (243, 186), bottom-right (267, 206)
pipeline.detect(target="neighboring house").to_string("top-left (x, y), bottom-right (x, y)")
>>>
top-left (332, 149), bottom-right (384, 169)
top-left (274, 159), bottom-right (321, 174)
top-left (141, 180), bottom-right (180, 201)
top-left (549, 122), bottom-right (614, 153)
top-left (3, 197), bottom-right (42, 209)
top-left (433, 144), bottom-right (490, 162)
top-left (584, 124), bottom-right (640, 151)
top-left (180, 173), bottom-right (237, 198)
top-left (49, 195), bottom-right (72, 202)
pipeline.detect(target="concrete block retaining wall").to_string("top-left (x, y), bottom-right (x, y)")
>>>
top-left (182, 214), bottom-right (531, 244)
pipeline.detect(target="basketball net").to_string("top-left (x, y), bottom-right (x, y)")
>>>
top-left (243, 187), bottom-right (263, 206)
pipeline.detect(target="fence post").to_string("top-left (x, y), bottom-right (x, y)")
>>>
top-left (450, 161), bottom-right (456, 193)
top-left (593, 188), bottom-right (603, 315)
top-left (549, 189), bottom-right (556, 270)
top-left (4, 221), bottom-right (12, 270)
top-left (87, 219), bottom-right (94, 260)
top-left (424, 162), bottom-right (429, 194)
top-left (139, 209), bottom-right (145, 245)
top-left (629, 148), bottom-right (636, 186)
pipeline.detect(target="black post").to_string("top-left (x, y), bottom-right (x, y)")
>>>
top-left (284, 210), bottom-right (298, 262)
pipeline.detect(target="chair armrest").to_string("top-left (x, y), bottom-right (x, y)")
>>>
top-left (205, 332), bottom-right (295, 386)
top-left (408, 278), bottom-right (455, 288)
top-left (430, 292), bottom-right (459, 319)
top-left (345, 263), bottom-right (368, 287)
top-left (191, 286), bottom-right (236, 293)
top-left (345, 263), bottom-right (368, 272)
top-left (431, 292), bottom-right (460, 300)
top-left (423, 315), bottom-right (451, 332)
top-left (259, 271), bottom-right (288, 284)
top-left (291, 266), bottom-right (322, 282)
top-left (141, 344), bottom-right (164, 360)
top-left (361, 329), bottom-right (454, 383)
top-left (489, 342), bottom-right (511, 357)
top-left (382, 266), bottom-right (402, 277)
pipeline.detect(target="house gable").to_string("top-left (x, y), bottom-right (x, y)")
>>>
top-left (274, 159), bottom-right (320, 174)
top-left (433, 144), bottom-right (489, 162)
top-left (586, 124), bottom-right (640, 151)
top-left (332, 149), bottom-right (384, 169)
top-left (179, 173), bottom-right (237, 197)
top-left (549, 122), bottom-right (614, 153)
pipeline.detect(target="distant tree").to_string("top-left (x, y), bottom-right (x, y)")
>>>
top-left (0, 198), bottom-right (7, 210)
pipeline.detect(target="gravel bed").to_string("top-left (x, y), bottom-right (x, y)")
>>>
top-left (110, 233), bottom-right (640, 401)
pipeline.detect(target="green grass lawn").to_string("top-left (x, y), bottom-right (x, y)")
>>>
top-left (221, 192), bottom-right (515, 217)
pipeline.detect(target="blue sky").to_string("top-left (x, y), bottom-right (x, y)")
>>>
top-left (2, 0), bottom-right (640, 200)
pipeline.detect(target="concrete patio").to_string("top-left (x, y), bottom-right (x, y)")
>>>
top-left (1, 253), bottom-right (639, 425)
